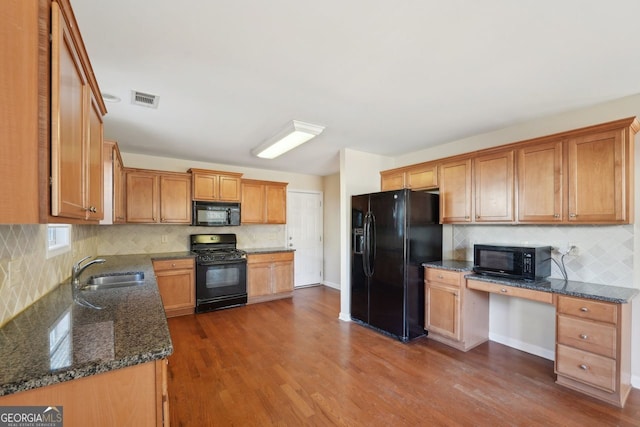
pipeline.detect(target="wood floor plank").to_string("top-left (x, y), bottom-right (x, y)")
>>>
top-left (167, 286), bottom-right (640, 426)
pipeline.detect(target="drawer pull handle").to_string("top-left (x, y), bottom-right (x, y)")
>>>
top-left (579, 364), bottom-right (589, 371)
top-left (580, 334), bottom-right (588, 340)
top-left (580, 307), bottom-right (589, 312)
top-left (172, 263), bottom-right (176, 267)
top-left (437, 274), bottom-right (444, 279)
top-left (500, 288), bottom-right (508, 293)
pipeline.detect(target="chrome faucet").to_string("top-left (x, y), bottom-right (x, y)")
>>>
top-left (71, 256), bottom-right (106, 310)
top-left (72, 256), bottom-right (106, 288)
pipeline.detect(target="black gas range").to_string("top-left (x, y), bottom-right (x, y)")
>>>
top-left (191, 234), bottom-right (247, 313)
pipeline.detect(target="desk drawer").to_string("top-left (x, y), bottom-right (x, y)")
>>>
top-left (557, 315), bottom-right (616, 358)
top-left (466, 279), bottom-right (553, 304)
top-left (425, 268), bottom-right (461, 287)
top-left (557, 295), bottom-right (617, 324)
top-left (556, 344), bottom-right (616, 393)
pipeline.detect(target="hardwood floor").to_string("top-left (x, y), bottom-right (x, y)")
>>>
top-left (167, 286), bottom-right (640, 426)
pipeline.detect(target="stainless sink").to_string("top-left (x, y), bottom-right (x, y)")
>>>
top-left (81, 272), bottom-right (145, 290)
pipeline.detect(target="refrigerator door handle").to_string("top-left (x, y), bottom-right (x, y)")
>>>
top-left (369, 212), bottom-right (376, 276)
top-left (363, 212), bottom-right (371, 277)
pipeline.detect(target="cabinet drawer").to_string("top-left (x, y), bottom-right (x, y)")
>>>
top-left (466, 279), bottom-right (553, 304)
top-left (153, 258), bottom-right (195, 271)
top-left (247, 252), bottom-right (294, 264)
top-left (425, 268), bottom-right (461, 287)
top-left (557, 295), bottom-right (617, 324)
top-left (557, 315), bottom-right (616, 358)
top-left (556, 344), bottom-right (616, 393)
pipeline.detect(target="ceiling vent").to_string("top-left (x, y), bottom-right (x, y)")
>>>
top-left (131, 90), bottom-right (160, 108)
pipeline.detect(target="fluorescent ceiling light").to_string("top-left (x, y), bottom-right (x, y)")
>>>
top-left (252, 120), bottom-right (325, 159)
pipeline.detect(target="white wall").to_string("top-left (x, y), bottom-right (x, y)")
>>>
top-left (322, 173), bottom-right (341, 290)
top-left (338, 148), bottom-right (394, 321)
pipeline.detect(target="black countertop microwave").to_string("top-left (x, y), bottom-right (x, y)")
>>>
top-left (192, 201), bottom-right (241, 226)
top-left (473, 244), bottom-right (551, 280)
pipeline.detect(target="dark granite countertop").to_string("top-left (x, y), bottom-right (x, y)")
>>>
top-left (243, 247), bottom-right (295, 254)
top-left (465, 273), bottom-right (638, 304)
top-left (0, 253), bottom-right (179, 397)
top-left (423, 260), bottom-right (638, 304)
top-left (422, 260), bottom-right (475, 272)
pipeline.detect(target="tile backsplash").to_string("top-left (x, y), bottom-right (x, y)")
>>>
top-left (0, 225), bottom-right (98, 327)
top-left (452, 224), bottom-right (634, 287)
top-left (96, 224), bottom-right (286, 255)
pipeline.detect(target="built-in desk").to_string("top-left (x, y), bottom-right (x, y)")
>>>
top-left (423, 261), bottom-right (638, 408)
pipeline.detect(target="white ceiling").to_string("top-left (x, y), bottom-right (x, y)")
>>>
top-left (72, 0), bottom-right (640, 176)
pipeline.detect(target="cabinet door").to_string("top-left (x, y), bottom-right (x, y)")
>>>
top-left (568, 129), bottom-right (626, 222)
top-left (241, 182), bottom-right (266, 223)
top-left (474, 150), bottom-right (514, 222)
top-left (86, 93), bottom-right (104, 220)
top-left (380, 171), bottom-right (405, 191)
top-left (407, 164), bottom-right (437, 190)
top-left (51, 3), bottom-right (87, 219)
top-left (272, 261), bottom-right (294, 293)
top-left (426, 282), bottom-right (460, 340)
top-left (440, 158), bottom-right (472, 223)
top-left (156, 269), bottom-right (195, 312)
top-left (193, 173), bottom-right (218, 201)
top-left (517, 141), bottom-right (563, 222)
top-left (113, 148), bottom-right (126, 223)
top-left (266, 184), bottom-right (287, 224)
top-left (160, 174), bottom-right (191, 223)
top-left (126, 172), bottom-right (158, 223)
top-left (219, 175), bottom-right (241, 201)
top-left (247, 262), bottom-right (272, 297)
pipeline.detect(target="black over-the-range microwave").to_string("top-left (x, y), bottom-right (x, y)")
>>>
top-left (192, 201), bottom-right (241, 226)
top-left (473, 244), bottom-right (552, 281)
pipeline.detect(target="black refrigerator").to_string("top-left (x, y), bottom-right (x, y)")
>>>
top-left (351, 189), bottom-right (442, 342)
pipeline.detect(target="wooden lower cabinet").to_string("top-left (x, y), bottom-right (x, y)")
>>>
top-left (424, 267), bottom-right (488, 351)
top-left (0, 359), bottom-right (169, 427)
top-left (247, 252), bottom-right (294, 303)
top-left (153, 258), bottom-right (195, 317)
top-left (555, 295), bottom-right (631, 407)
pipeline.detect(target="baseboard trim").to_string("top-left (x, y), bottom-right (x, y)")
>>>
top-left (489, 332), bottom-right (555, 361)
top-left (338, 312), bottom-right (351, 322)
top-left (322, 280), bottom-right (340, 291)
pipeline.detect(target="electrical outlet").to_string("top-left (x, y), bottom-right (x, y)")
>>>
top-left (161, 235), bottom-right (168, 244)
top-left (568, 243), bottom-right (579, 256)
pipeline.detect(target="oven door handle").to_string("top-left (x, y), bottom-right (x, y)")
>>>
top-left (197, 259), bottom-right (247, 266)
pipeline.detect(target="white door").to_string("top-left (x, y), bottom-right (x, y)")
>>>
top-left (287, 191), bottom-right (323, 287)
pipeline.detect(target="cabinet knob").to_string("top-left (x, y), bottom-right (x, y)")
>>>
top-left (475, 215), bottom-right (480, 219)
top-left (464, 216), bottom-right (470, 219)
top-left (569, 213), bottom-right (577, 218)
top-left (579, 364), bottom-right (589, 371)
top-left (289, 243), bottom-right (293, 247)
top-left (172, 263), bottom-right (176, 267)
top-left (579, 334), bottom-right (588, 340)
top-left (580, 307), bottom-right (589, 312)
top-left (500, 288), bottom-right (508, 293)
top-left (437, 274), bottom-right (444, 279)
top-left (554, 214), bottom-right (560, 218)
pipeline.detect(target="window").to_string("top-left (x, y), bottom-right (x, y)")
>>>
top-left (46, 224), bottom-right (71, 259)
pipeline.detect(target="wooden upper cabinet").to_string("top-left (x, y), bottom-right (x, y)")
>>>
top-left (50, 2), bottom-right (106, 222)
top-left (86, 93), bottom-right (104, 221)
top-left (440, 158), bottom-right (472, 223)
top-left (160, 174), bottom-right (192, 223)
top-left (518, 140), bottom-right (563, 223)
top-left (126, 170), bottom-right (191, 224)
top-left (112, 144), bottom-right (126, 223)
top-left (407, 163), bottom-right (438, 190)
top-left (380, 170), bottom-right (405, 191)
top-left (380, 162), bottom-right (438, 192)
top-left (474, 150), bottom-right (514, 222)
top-left (266, 183), bottom-right (287, 224)
top-left (567, 129), bottom-right (628, 223)
top-left (241, 180), bottom-right (287, 224)
top-left (189, 168), bottom-right (242, 202)
top-left (126, 171), bottom-right (158, 223)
